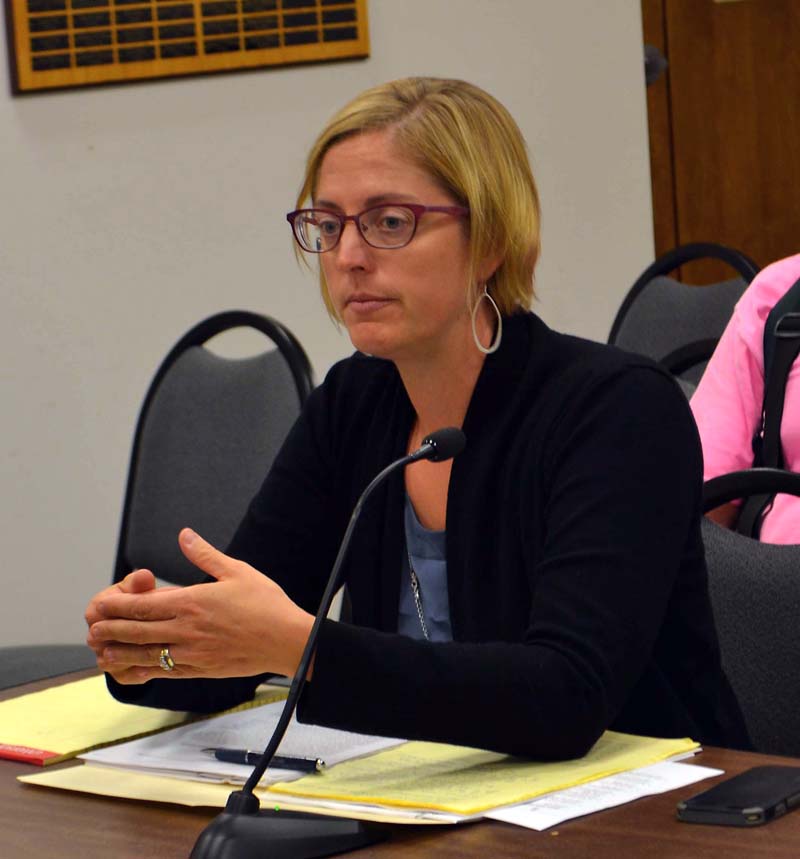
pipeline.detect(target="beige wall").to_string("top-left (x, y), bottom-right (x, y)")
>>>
top-left (0, 1), bottom-right (653, 645)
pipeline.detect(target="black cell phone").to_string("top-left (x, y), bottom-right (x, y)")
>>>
top-left (677, 765), bottom-right (800, 826)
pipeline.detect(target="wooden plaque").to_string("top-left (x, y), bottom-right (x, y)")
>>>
top-left (5, 0), bottom-right (369, 94)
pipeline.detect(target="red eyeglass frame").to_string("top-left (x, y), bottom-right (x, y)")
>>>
top-left (286, 203), bottom-right (470, 252)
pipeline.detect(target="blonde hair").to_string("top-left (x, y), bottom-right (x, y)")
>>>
top-left (295, 77), bottom-right (541, 319)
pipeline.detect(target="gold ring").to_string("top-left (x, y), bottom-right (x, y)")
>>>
top-left (159, 646), bottom-right (175, 672)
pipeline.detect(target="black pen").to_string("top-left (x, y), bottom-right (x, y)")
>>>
top-left (203, 748), bottom-right (324, 772)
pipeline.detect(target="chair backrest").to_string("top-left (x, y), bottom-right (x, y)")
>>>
top-left (609, 242), bottom-right (759, 386)
top-left (702, 518), bottom-right (800, 755)
top-left (114, 311), bottom-right (313, 586)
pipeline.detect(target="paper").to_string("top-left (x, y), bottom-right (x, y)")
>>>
top-left (267, 731), bottom-right (700, 815)
top-left (21, 729), bottom-right (704, 827)
top-left (486, 760), bottom-right (723, 830)
top-left (0, 675), bottom-right (287, 765)
top-left (80, 700), bottom-right (405, 785)
top-left (18, 765), bottom-right (460, 824)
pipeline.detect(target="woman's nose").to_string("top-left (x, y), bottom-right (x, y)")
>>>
top-left (334, 220), bottom-right (371, 268)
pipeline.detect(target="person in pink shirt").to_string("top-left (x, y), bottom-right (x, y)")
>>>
top-left (691, 254), bottom-right (800, 543)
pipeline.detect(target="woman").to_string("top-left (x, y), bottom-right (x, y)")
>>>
top-left (691, 254), bottom-right (800, 543)
top-left (85, 77), bottom-right (747, 759)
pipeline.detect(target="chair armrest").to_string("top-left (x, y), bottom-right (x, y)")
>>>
top-left (702, 468), bottom-right (800, 512)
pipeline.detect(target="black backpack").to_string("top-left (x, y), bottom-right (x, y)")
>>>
top-left (737, 277), bottom-right (800, 537)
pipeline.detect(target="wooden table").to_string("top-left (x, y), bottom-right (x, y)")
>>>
top-left (3, 673), bottom-right (800, 858)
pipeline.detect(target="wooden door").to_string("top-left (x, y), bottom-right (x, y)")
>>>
top-left (643, 0), bottom-right (800, 283)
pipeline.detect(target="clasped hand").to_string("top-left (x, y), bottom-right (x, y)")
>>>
top-left (85, 528), bottom-right (314, 684)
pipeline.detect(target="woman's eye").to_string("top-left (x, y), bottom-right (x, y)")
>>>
top-left (318, 219), bottom-right (340, 236)
top-left (377, 210), bottom-right (410, 231)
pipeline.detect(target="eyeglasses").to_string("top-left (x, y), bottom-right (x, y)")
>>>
top-left (286, 203), bottom-right (470, 253)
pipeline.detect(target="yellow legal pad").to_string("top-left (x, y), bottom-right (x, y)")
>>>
top-left (266, 732), bottom-right (700, 815)
top-left (0, 675), bottom-right (286, 765)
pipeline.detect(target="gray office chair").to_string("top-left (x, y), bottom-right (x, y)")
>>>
top-left (114, 310), bottom-right (313, 586)
top-left (0, 645), bottom-right (97, 690)
top-left (609, 243), bottom-right (759, 388)
top-left (702, 468), bottom-right (800, 755)
top-left (0, 311), bottom-right (313, 691)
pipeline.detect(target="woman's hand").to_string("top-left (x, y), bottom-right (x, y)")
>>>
top-left (85, 568), bottom-right (161, 684)
top-left (86, 528), bottom-right (314, 684)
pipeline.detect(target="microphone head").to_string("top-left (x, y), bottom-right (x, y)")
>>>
top-left (420, 427), bottom-right (466, 462)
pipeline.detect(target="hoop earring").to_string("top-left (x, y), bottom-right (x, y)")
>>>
top-left (471, 285), bottom-right (503, 355)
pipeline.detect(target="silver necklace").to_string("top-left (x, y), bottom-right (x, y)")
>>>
top-left (407, 548), bottom-right (430, 640)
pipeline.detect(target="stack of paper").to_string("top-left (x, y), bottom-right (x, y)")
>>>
top-left (265, 730), bottom-right (702, 816)
top-left (20, 705), bottom-right (721, 828)
top-left (9, 676), bottom-right (723, 830)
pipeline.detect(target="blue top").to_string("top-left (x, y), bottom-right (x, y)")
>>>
top-left (397, 495), bottom-right (453, 642)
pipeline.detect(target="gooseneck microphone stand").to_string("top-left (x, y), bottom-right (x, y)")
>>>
top-left (190, 427), bottom-right (466, 859)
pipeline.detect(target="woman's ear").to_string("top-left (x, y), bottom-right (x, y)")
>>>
top-left (478, 251), bottom-right (504, 284)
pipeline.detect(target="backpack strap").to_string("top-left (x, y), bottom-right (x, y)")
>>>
top-left (737, 277), bottom-right (800, 537)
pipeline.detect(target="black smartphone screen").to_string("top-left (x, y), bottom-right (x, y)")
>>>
top-left (677, 766), bottom-right (800, 826)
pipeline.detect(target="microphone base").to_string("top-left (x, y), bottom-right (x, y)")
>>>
top-left (190, 808), bottom-right (386, 859)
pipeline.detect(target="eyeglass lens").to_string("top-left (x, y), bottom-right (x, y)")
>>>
top-left (294, 206), bottom-right (416, 252)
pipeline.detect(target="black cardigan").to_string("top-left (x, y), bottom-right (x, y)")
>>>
top-left (109, 312), bottom-right (749, 759)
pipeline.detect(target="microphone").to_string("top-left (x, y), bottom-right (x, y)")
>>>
top-left (410, 427), bottom-right (466, 463)
top-left (191, 427), bottom-right (466, 859)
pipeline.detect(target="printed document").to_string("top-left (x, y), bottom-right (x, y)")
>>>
top-left (485, 760), bottom-right (723, 830)
top-left (81, 700), bottom-right (404, 785)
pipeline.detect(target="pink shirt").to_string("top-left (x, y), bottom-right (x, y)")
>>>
top-left (691, 254), bottom-right (800, 543)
